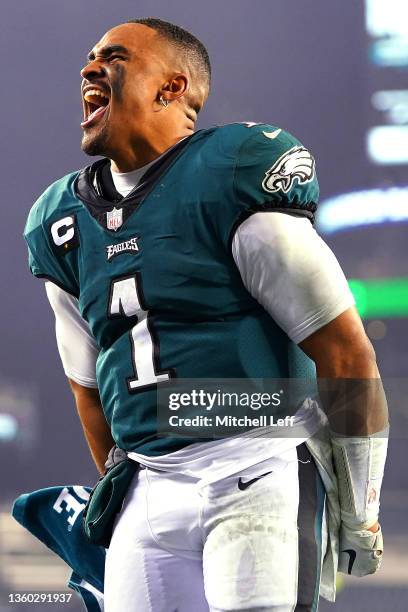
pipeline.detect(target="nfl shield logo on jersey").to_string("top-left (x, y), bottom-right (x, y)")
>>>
top-left (107, 207), bottom-right (123, 231)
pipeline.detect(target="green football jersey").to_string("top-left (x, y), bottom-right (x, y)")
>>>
top-left (24, 123), bottom-right (319, 454)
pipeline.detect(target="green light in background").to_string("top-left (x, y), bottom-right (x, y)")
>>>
top-left (348, 280), bottom-right (368, 317)
top-left (348, 277), bottom-right (408, 319)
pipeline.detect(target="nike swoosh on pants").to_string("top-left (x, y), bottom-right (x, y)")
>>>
top-left (238, 471), bottom-right (273, 491)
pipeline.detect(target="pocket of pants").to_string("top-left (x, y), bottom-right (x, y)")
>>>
top-left (145, 469), bottom-right (203, 557)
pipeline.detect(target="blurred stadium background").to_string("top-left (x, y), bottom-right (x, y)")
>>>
top-left (1, 0), bottom-right (407, 610)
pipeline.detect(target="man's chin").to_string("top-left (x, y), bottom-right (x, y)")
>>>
top-left (81, 130), bottom-right (109, 157)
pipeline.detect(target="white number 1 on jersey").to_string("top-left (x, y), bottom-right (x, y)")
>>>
top-left (108, 275), bottom-right (171, 392)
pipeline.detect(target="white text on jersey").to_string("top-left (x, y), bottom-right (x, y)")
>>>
top-left (106, 236), bottom-right (139, 261)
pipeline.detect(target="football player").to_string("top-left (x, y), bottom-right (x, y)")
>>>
top-left (23, 18), bottom-right (388, 612)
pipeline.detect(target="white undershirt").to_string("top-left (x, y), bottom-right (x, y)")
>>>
top-left (110, 158), bottom-right (158, 198)
top-left (232, 213), bottom-right (355, 344)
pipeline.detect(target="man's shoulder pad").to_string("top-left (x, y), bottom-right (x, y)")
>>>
top-left (205, 122), bottom-right (306, 164)
top-left (210, 121), bottom-right (286, 146)
top-left (25, 171), bottom-right (81, 236)
top-left (217, 121), bottom-right (304, 153)
top-left (229, 122), bottom-right (319, 213)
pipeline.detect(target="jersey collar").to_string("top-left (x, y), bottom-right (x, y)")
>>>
top-left (74, 132), bottom-right (200, 231)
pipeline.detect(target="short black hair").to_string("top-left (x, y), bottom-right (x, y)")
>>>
top-left (126, 17), bottom-right (211, 90)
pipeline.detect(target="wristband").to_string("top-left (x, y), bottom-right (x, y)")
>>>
top-left (331, 426), bottom-right (389, 530)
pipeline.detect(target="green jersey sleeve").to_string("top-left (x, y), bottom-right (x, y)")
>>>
top-left (233, 124), bottom-right (319, 222)
top-left (23, 173), bottom-right (80, 297)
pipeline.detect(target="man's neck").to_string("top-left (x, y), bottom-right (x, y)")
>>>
top-left (110, 123), bottom-right (195, 173)
top-left (110, 147), bottom-right (173, 198)
top-left (109, 135), bottom-right (190, 197)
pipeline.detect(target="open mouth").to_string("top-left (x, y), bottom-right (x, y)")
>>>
top-left (81, 88), bottom-right (110, 128)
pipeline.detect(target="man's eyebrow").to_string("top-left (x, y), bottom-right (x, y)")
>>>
top-left (87, 44), bottom-right (130, 61)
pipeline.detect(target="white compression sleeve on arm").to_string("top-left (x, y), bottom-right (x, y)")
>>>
top-left (331, 427), bottom-right (389, 530)
top-left (232, 212), bottom-right (355, 343)
top-left (45, 281), bottom-right (99, 387)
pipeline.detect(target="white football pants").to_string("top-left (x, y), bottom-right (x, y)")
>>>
top-left (104, 444), bottom-right (325, 612)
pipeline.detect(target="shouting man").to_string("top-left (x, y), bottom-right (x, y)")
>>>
top-left (23, 18), bottom-right (388, 612)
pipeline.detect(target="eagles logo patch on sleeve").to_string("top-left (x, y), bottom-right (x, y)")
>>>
top-left (262, 146), bottom-right (316, 194)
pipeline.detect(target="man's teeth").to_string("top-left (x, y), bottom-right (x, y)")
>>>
top-left (84, 89), bottom-right (109, 102)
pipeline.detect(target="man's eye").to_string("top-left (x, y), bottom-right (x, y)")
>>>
top-left (109, 55), bottom-right (124, 62)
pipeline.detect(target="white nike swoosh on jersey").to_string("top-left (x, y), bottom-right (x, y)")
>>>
top-left (263, 128), bottom-right (282, 139)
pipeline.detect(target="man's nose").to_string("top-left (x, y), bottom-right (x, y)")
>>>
top-left (80, 58), bottom-right (106, 81)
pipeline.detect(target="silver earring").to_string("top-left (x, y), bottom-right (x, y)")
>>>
top-left (159, 95), bottom-right (169, 108)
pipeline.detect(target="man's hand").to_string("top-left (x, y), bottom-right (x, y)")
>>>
top-left (338, 523), bottom-right (384, 577)
top-left (367, 521), bottom-right (380, 533)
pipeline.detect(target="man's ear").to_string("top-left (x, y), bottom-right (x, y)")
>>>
top-left (159, 74), bottom-right (189, 104)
